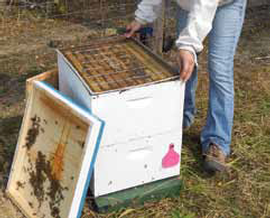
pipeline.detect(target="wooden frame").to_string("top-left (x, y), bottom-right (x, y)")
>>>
top-left (6, 81), bottom-right (104, 218)
top-left (26, 69), bottom-right (58, 98)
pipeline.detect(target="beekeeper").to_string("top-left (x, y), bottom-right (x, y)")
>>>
top-left (126, 0), bottom-right (247, 173)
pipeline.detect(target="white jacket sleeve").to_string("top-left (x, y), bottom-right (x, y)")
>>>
top-left (135, 0), bottom-right (162, 24)
top-left (176, 0), bottom-right (219, 61)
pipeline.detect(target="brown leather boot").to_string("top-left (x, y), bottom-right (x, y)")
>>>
top-left (203, 143), bottom-right (228, 173)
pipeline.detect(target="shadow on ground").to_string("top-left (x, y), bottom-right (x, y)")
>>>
top-left (0, 116), bottom-right (23, 188)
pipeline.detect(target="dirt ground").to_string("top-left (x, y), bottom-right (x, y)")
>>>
top-left (0, 4), bottom-right (270, 218)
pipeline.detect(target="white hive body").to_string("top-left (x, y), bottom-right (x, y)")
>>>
top-left (57, 37), bottom-right (185, 197)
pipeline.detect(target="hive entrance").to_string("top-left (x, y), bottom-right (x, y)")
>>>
top-left (61, 37), bottom-right (179, 94)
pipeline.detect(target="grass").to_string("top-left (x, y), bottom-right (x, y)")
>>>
top-left (0, 4), bottom-right (270, 218)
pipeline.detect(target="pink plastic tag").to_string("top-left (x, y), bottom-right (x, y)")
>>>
top-left (162, 143), bottom-right (180, 168)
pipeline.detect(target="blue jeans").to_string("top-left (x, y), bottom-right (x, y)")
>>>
top-left (177, 0), bottom-right (247, 156)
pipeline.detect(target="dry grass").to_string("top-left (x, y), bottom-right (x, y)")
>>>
top-left (0, 4), bottom-right (270, 218)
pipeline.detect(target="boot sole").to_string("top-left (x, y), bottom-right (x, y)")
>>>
top-left (203, 159), bottom-right (227, 173)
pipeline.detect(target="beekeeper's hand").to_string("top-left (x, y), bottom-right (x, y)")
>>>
top-left (177, 50), bottom-right (195, 82)
top-left (125, 20), bottom-right (142, 38)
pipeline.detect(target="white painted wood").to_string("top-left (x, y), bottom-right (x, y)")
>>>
top-left (58, 53), bottom-right (92, 110)
top-left (91, 81), bottom-right (184, 147)
top-left (6, 81), bottom-right (103, 218)
top-left (58, 49), bottom-right (185, 197)
top-left (69, 115), bottom-right (103, 218)
top-left (58, 53), bottom-right (185, 147)
top-left (92, 130), bottom-right (182, 197)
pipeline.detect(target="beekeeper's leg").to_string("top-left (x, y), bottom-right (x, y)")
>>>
top-left (201, 0), bottom-right (247, 156)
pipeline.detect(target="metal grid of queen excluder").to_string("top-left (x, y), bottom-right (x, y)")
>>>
top-left (58, 36), bottom-right (179, 94)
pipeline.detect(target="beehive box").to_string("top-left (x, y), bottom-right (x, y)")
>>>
top-left (57, 37), bottom-right (185, 197)
top-left (6, 78), bottom-right (104, 218)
